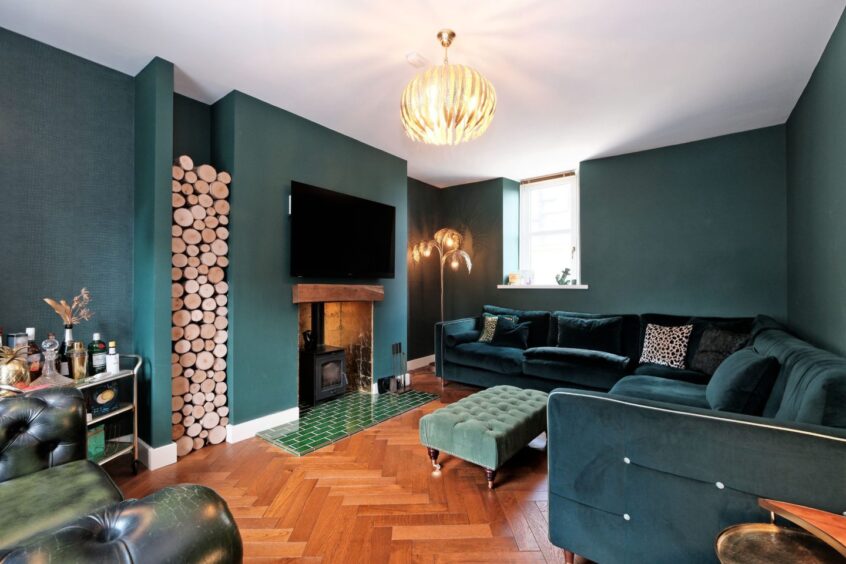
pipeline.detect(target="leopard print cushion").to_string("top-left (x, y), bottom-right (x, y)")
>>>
top-left (478, 316), bottom-right (498, 343)
top-left (639, 323), bottom-right (694, 369)
top-left (478, 314), bottom-right (518, 343)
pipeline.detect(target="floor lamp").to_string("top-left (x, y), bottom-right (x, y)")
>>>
top-left (412, 227), bottom-right (472, 322)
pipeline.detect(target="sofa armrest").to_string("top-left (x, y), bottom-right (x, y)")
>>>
top-left (0, 387), bottom-right (86, 483)
top-left (0, 484), bottom-right (243, 564)
top-left (435, 318), bottom-right (479, 376)
top-left (546, 389), bottom-right (846, 563)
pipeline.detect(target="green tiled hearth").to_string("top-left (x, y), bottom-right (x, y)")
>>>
top-left (257, 390), bottom-right (437, 456)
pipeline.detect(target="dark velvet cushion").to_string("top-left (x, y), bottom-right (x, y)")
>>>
top-left (445, 330), bottom-right (481, 347)
top-left (633, 363), bottom-right (709, 385)
top-left (444, 342), bottom-right (525, 375)
top-left (483, 305), bottom-right (551, 348)
top-left (610, 375), bottom-right (710, 409)
top-left (706, 349), bottom-right (779, 415)
top-left (690, 326), bottom-right (750, 375)
top-left (491, 318), bottom-right (531, 349)
top-left (556, 316), bottom-right (623, 354)
top-left (525, 347), bottom-right (630, 370)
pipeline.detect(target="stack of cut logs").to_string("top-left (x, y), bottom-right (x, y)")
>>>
top-left (170, 155), bottom-right (231, 456)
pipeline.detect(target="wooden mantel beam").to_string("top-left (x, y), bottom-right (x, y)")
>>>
top-left (292, 284), bottom-right (385, 304)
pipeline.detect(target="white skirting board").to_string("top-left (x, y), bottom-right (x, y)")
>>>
top-left (139, 439), bottom-right (178, 470)
top-left (226, 406), bottom-right (299, 443)
top-left (407, 355), bottom-right (435, 370)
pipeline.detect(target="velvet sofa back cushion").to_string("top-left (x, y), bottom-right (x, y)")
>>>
top-left (556, 316), bottom-right (623, 355)
top-left (483, 305), bottom-right (550, 349)
top-left (491, 318), bottom-right (531, 349)
top-left (752, 316), bottom-right (846, 427)
top-left (706, 349), bottom-right (779, 415)
top-left (553, 312), bottom-right (641, 361)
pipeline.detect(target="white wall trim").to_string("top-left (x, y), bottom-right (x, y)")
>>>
top-left (226, 406), bottom-right (299, 443)
top-left (408, 355), bottom-right (435, 370)
top-left (139, 439), bottom-right (177, 470)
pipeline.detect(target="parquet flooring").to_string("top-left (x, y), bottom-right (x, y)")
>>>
top-left (109, 368), bottom-right (568, 563)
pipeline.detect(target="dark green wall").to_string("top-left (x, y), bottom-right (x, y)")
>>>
top-left (173, 93), bottom-right (211, 164)
top-left (133, 58), bottom-right (174, 448)
top-left (786, 11), bottom-right (846, 356)
top-left (0, 27), bottom-right (134, 345)
top-left (433, 127), bottom-right (788, 323)
top-left (212, 91), bottom-right (408, 424)
top-left (407, 178), bottom-right (442, 359)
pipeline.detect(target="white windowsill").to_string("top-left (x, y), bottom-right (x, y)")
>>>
top-left (496, 284), bottom-right (590, 290)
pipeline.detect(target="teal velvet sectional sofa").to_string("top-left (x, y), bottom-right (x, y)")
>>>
top-left (435, 305), bottom-right (752, 392)
top-left (436, 306), bottom-right (846, 561)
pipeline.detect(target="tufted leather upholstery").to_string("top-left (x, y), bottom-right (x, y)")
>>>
top-left (0, 390), bottom-right (243, 563)
top-left (0, 485), bottom-right (243, 563)
top-left (419, 385), bottom-right (548, 470)
top-left (0, 387), bottom-right (86, 483)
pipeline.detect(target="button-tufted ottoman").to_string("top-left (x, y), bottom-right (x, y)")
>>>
top-left (419, 385), bottom-right (548, 489)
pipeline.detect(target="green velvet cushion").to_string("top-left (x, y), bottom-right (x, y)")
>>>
top-left (610, 375), bottom-right (710, 409)
top-left (445, 330), bottom-right (481, 347)
top-left (633, 363), bottom-right (709, 385)
top-left (0, 459), bottom-right (123, 548)
top-left (706, 349), bottom-right (779, 415)
top-left (419, 385), bottom-right (548, 470)
top-left (556, 316), bottom-right (623, 354)
top-left (491, 318), bottom-right (530, 349)
top-left (483, 305), bottom-right (551, 348)
top-left (444, 342), bottom-right (525, 375)
top-left (525, 347), bottom-right (630, 370)
top-left (522, 360), bottom-right (626, 391)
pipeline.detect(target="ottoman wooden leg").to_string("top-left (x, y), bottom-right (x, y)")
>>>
top-left (564, 550), bottom-right (575, 564)
top-left (427, 447), bottom-right (441, 471)
top-left (485, 468), bottom-right (496, 489)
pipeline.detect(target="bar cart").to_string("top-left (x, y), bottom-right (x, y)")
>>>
top-left (74, 354), bottom-right (141, 474)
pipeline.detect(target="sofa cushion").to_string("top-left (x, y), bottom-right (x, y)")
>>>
top-left (445, 330), bottom-right (481, 347)
top-left (556, 316), bottom-right (623, 354)
top-left (0, 459), bottom-right (123, 547)
top-left (483, 305), bottom-right (550, 348)
top-left (554, 312), bottom-right (642, 360)
top-left (689, 325), bottom-right (750, 375)
top-left (633, 363), bottom-right (709, 385)
top-left (444, 342), bottom-right (525, 375)
top-left (706, 349), bottom-right (779, 415)
top-left (610, 375), bottom-right (710, 409)
top-left (491, 318), bottom-right (531, 349)
top-left (639, 323), bottom-right (693, 369)
top-left (525, 347), bottom-right (630, 370)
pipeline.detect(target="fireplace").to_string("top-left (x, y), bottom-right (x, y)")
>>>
top-left (294, 284), bottom-right (384, 406)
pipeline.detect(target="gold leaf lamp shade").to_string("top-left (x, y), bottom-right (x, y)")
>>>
top-left (401, 29), bottom-right (496, 145)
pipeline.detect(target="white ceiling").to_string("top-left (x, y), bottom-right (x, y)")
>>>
top-left (2, 0), bottom-right (843, 187)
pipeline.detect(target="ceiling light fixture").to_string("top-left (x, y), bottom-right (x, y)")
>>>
top-left (400, 29), bottom-right (496, 145)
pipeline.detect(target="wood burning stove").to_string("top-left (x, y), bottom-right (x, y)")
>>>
top-left (299, 303), bottom-right (347, 405)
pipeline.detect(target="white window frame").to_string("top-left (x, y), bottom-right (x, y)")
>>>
top-left (518, 172), bottom-right (581, 286)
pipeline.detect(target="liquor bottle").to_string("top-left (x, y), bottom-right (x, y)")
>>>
top-left (70, 341), bottom-right (88, 380)
top-left (105, 341), bottom-right (120, 374)
top-left (88, 333), bottom-right (107, 375)
top-left (25, 327), bottom-right (42, 381)
top-left (58, 325), bottom-right (74, 377)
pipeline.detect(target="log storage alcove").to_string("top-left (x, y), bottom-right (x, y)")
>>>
top-left (171, 154), bottom-right (231, 457)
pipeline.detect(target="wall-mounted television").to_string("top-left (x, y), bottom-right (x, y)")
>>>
top-left (290, 181), bottom-right (396, 278)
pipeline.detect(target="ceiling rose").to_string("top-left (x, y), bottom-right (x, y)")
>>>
top-left (400, 29), bottom-right (497, 146)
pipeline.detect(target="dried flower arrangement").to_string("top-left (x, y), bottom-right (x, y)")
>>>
top-left (0, 346), bottom-right (27, 364)
top-left (43, 288), bottom-right (94, 326)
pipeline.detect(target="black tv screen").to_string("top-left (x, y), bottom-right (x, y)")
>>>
top-left (290, 181), bottom-right (396, 278)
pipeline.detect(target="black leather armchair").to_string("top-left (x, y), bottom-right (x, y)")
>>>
top-left (0, 387), bottom-right (243, 563)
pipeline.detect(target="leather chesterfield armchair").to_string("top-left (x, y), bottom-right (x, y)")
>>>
top-left (0, 387), bottom-right (243, 563)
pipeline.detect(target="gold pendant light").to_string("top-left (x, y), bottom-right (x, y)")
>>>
top-left (400, 29), bottom-right (496, 145)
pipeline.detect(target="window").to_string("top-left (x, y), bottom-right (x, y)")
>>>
top-left (519, 172), bottom-right (580, 285)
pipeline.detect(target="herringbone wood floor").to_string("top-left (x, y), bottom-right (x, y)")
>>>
top-left (109, 368), bottom-right (569, 563)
